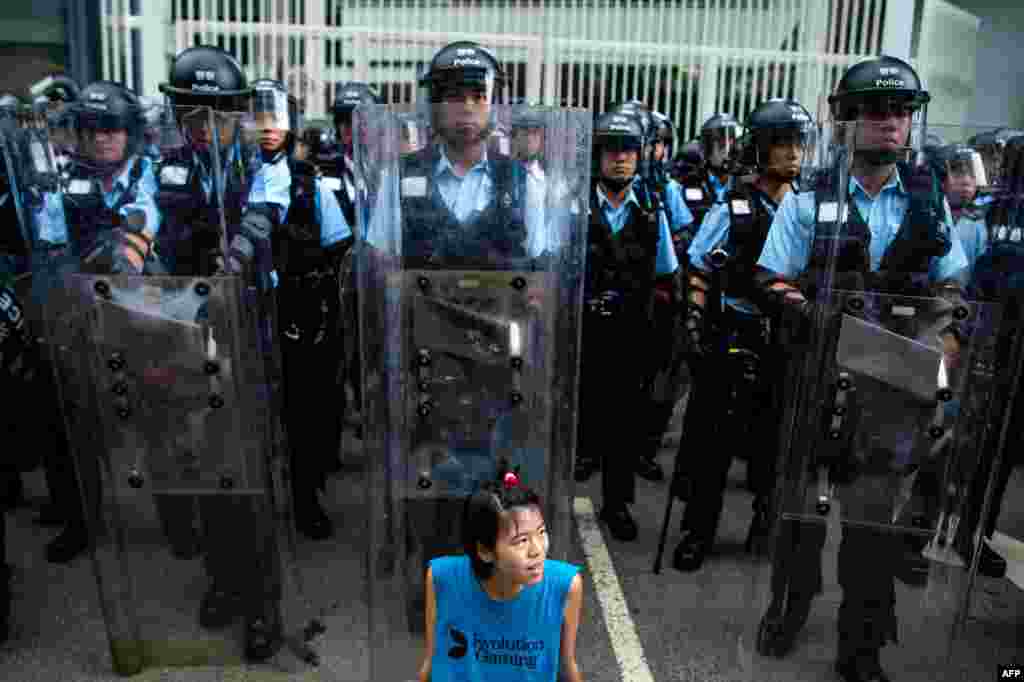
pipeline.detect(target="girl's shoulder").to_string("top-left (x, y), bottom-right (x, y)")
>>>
top-left (542, 559), bottom-right (582, 590)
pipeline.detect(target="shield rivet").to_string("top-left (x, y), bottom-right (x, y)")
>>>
top-left (94, 280), bottom-right (111, 298)
top-left (846, 296), bottom-right (864, 312)
top-left (127, 470), bottom-right (144, 489)
top-left (108, 353), bottom-right (125, 371)
top-left (194, 281), bottom-right (211, 297)
top-left (208, 394), bottom-right (225, 409)
top-left (928, 425), bottom-right (944, 439)
top-left (511, 277), bottom-right (527, 291)
top-left (953, 306), bottom-right (969, 321)
top-left (836, 376), bottom-right (852, 391)
top-left (116, 405), bottom-right (132, 419)
top-left (510, 391), bottom-right (524, 406)
top-left (203, 360), bottom-right (220, 376)
top-left (936, 388), bottom-right (953, 402)
top-left (417, 276), bottom-right (430, 291)
top-left (417, 349), bottom-right (432, 367)
top-left (417, 475), bottom-right (432, 490)
top-left (111, 381), bottom-right (128, 396)
top-left (510, 357), bottom-right (523, 371)
top-left (219, 475), bottom-right (234, 490)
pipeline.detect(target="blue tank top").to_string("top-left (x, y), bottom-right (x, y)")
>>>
top-left (429, 555), bottom-right (580, 681)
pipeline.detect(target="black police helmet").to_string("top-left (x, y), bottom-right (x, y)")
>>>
top-left (829, 55), bottom-right (929, 120)
top-left (29, 75), bottom-right (80, 105)
top-left (511, 101), bottom-right (545, 130)
top-left (651, 112), bottom-right (674, 142)
top-left (701, 113), bottom-right (738, 135)
top-left (419, 41), bottom-right (505, 101)
top-left (331, 82), bottom-right (381, 124)
top-left (75, 82), bottom-right (144, 135)
top-left (594, 111), bottom-right (643, 152)
top-left (0, 94), bottom-right (20, 116)
top-left (738, 98), bottom-right (813, 173)
top-left (159, 46), bottom-right (251, 109)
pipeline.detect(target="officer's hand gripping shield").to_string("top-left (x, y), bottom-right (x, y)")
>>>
top-left (354, 102), bottom-right (591, 680)
top-left (754, 119), bottom-right (1012, 678)
top-left (35, 103), bottom-right (307, 674)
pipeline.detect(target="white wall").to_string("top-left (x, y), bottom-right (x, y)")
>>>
top-left (949, 0), bottom-right (1024, 127)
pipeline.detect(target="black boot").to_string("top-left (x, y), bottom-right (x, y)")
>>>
top-left (672, 530), bottom-right (709, 572)
top-left (635, 455), bottom-right (665, 482)
top-left (198, 582), bottom-right (243, 629)
top-left (295, 491), bottom-right (334, 541)
top-left (244, 599), bottom-right (283, 662)
top-left (599, 504), bottom-right (638, 542)
top-left (835, 646), bottom-right (891, 682)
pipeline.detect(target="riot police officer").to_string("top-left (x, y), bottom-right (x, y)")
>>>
top-left (364, 41), bottom-right (546, 261)
top-left (156, 44), bottom-right (290, 661)
top-left (675, 113), bottom-right (740, 233)
top-left (575, 111), bottom-right (681, 541)
top-left (29, 80), bottom-right (161, 565)
top-left (326, 81), bottom-right (380, 430)
top-left (0, 279), bottom-right (33, 644)
top-left (327, 81), bottom-right (380, 232)
top-left (954, 135), bottom-right (1024, 581)
top-left (673, 98), bottom-right (814, 572)
top-left (755, 56), bottom-right (968, 682)
top-left (253, 78), bottom-right (352, 540)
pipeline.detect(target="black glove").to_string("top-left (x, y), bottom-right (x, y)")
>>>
top-left (684, 304), bottom-right (706, 358)
top-left (81, 228), bottom-right (151, 275)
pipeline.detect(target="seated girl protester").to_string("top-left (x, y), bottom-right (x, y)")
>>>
top-left (419, 467), bottom-right (584, 682)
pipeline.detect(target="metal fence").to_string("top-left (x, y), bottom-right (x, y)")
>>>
top-left (100, 0), bottom-right (979, 137)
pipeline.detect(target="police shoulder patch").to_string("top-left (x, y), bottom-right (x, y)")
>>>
top-left (401, 176), bottom-right (427, 198)
top-left (68, 179), bottom-right (92, 195)
top-left (731, 199), bottom-right (751, 215)
top-left (159, 165), bottom-right (190, 186)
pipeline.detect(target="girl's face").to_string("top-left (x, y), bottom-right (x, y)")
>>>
top-left (479, 505), bottom-right (548, 589)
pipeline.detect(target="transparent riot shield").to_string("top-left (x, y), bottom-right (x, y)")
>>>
top-left (37, 104), bottom-right (309, 674)
top-left (355, 102), bottom-right (590, 681)
top-left (750, 119), bottom-right (1010, 680)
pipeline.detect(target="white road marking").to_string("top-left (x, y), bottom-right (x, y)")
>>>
top-left (573, 496), bottom-right (656, 682)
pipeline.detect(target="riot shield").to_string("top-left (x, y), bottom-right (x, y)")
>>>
top-left (355, 102), bottom-right (590, 680)
top-left (751, 119), bottom-right (1010, 680)
top-left (36, 104), bottom-right (310, 673)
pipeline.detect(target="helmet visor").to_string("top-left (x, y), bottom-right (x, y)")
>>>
top-left (703, 127), bottom-right (736, 168)
top-left (251, 87), bottom-right (290, 131)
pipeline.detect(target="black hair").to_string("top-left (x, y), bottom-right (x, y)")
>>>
top-left (461, 459), bottom-right (543, 582)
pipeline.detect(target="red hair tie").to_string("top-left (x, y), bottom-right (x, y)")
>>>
top-left (503, 471), bottom-right (520, 489)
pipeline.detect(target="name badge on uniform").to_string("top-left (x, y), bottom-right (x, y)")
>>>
top-left (321, 176), bottom-right (342, 192)
top-left (160, 165), bottom-right (189, 186)
top-left (68, 179), bottom-right (92, 195)
top-left (731, 199), bottom-right (751, 215)
top-left (685, 188), bottom-right (703, 201)
top-left (401, 176), bottom-right (427, 198)
top-left (817, 201), bottom-right (847, 223)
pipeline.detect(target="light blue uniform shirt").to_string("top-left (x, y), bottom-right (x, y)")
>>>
top-left (33, 155), bottom-right (162, 246)
top-left (708, 174), bottom-right (731, 203)
top-left (663, 179), bottom-right (696, 235)
top-left (758, 168), bottom-right (968, 283)
top-left (955, 214), bottom-right (988, 274)
top-left (365, 145), bottom-right (548, 257)
top-left (594, 181), bottom-right (679, 276)
top-left (308, 178), bottom-right (351, 248)
top-left (689, 193), bottom-right (777, 315)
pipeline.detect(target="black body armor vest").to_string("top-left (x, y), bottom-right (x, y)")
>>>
top-left (62, 159), bottom-right (144, 259)
top-left (273, 160), bottom-right (337, 275)
top-left (399, 149), bottom-right (528, 268)
top-left (802, 162), bottom-right (950, 298)
top-left (680, 173), bottom-right (717, 230)
top-left (585, 181), bottom-right (660, 309)
top-left (154, 147), bottom-right (254, 276)
top-left (721, 184), bottom-right (776, 303)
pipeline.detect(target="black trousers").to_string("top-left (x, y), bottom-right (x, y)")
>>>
top-left (578, 306), bottom-right (649, 508)
top-left (276, 271), bottom-right (345, 507)
top-left (679, 308), bottom-right (776, 542)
